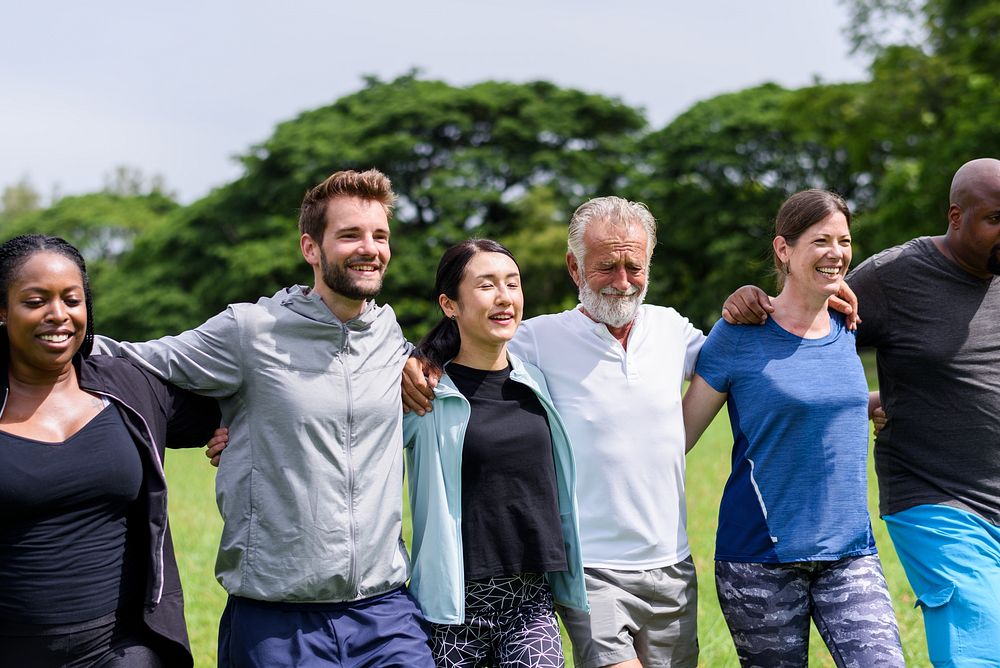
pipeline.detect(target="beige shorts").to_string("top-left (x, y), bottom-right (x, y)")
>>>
top-left (557, 557), bottom-right (698, 668)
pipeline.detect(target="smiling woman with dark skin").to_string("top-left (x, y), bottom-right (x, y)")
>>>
top-left (0, 234), bottom-right (220, 667)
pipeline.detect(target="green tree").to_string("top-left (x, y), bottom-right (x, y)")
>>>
top-left (0, 176), bottom-right (42, 222)
top-left (103, 74), bottom-right (646, 340)
top-left (0, 191), bottom-right (180, 337)
top-left (638, 82), bottom-right (879, 328)
top-left (842, 0), bottom-right (1000, 249)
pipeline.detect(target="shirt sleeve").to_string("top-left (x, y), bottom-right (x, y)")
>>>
top-left (94, 307), bottom-right (244, 397)
top-left (694, 318), bottom-right (738, 393)
top-left (680, 317), bottom-right (707, 380)
top-left (846, 257), bottom-right (889, 349)
top-left (508, 320), bottom-right (539, 366)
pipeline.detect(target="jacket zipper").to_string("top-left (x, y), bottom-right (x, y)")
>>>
top-left (92, 388), bottom-right (168, 608)
top-left (340, 328), bottom-right (359, 595)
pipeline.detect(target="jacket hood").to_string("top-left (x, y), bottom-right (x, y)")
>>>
top-left (277, 285), bottom-right (385, 331)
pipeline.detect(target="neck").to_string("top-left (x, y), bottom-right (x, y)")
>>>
top-left (580, 306), bottom-right (635, 350)
top-left (771, 285), bottom-right (832, 337)
top-left (313, 283), bottom-right (366, 323)
top-left (451, 342), bottom-right (509, 371)
top-left (6, 359), bottom-right (78, 395)
top-left (934, 234), bottom-right (993, 280)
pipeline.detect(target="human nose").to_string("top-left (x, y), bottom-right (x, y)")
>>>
top-left (495, 284), bottom-right (513, 305)
top-left (610, 266), bottom-right (630, 291)
top-left (357, 233), bottom-right (378, 257)
top-left (45, 300), bottom-right (69, 322)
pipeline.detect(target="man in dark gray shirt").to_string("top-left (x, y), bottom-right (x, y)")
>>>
top-left (723, 158), bottom-right (1000, 666)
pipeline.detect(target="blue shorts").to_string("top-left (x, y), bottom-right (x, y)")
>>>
top-left (218, 587), bottom-right (434, 668)
top-left (884, 504), bottom-right (1000, 667)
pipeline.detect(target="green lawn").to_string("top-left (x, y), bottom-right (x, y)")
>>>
top-left (166, 385), bottom-right (930, 666)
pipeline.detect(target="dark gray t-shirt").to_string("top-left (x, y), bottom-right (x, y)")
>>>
top-left (849, 236), bottom-right (1000, 524)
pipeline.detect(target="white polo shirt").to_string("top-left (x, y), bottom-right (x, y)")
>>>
top-left (509, 305), bottom-right (705, 569)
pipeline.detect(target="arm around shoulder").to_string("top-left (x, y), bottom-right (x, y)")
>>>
top-left (98, 308), bottom-right (245, 396)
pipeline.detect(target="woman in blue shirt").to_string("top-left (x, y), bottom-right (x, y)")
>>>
top-left (404, 239), bottom-right (587, 667)
top-left (682, 190), bottom-right (904, 667)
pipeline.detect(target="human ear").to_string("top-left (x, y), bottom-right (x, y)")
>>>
top-left (300, 234), bottom-right (320, 266)
top-left (438, 293), bottom-right (458, 320)
top-left (566, 252), bottom-right (582, 287)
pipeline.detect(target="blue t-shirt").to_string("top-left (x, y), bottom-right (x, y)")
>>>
top-left (695, 312), bottom-right (876, 563)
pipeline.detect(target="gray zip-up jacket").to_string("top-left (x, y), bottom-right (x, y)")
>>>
top-left (97, 285), bottom-right (411, 602)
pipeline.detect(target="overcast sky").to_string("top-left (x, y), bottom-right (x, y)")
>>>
top-left (1, 1), bottom-right (870, 205)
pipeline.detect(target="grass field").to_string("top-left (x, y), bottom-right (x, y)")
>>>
top-left (166, 376), bottom-right (931, 666)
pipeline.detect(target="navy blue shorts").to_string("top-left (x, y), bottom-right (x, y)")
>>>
top-left (218, 587), bottom-right (434, 667)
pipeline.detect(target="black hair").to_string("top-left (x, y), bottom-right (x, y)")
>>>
top-left (0, 234), bottom-right (95, 361)
top-left (414, 239), bottom-right (519, 371)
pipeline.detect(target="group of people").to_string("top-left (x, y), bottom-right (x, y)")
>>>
top-left (0, 158), bottom-right (996, 668)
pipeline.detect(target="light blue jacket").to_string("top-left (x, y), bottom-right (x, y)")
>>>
top-left (402, 352), bottom-right (588, 624)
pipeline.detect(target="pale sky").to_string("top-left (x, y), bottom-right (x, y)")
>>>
top-left (1, 1), bottom-right (869, 204)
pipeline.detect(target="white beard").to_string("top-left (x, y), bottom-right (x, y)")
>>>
top-left (578, 279), bottom-right (648, 328)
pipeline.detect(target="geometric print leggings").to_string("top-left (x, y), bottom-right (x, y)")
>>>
top-left (430, 573), bottom-right (565, 668)
top-left (715, 555), bottom-right (905, 668)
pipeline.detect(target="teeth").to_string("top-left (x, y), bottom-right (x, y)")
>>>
top-left (39, 334), bottom-right (71, 342)
top-left (816, 267), bottom-right (840, 276)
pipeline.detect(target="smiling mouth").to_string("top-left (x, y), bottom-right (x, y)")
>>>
top-left (38, 333), bottom-right (73, 343)
top-left (816, 267), bottom-right (841, 277)
top-left (348, 263), bottom-right (381, 273)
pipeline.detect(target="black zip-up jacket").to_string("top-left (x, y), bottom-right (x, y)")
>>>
top-left (1, 354), bottom-right (220, 667)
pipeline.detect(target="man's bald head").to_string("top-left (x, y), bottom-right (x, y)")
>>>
top-left (945, 158), bottom-right (1000, 278)
top-left (949, 158), bottom-right (1000, 208)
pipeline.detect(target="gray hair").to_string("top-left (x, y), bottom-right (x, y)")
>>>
top-left (567, 196), bottom-right (657, 265)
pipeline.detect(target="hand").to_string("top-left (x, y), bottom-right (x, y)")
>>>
top-left (867, 391), bottom-right (886, 436)
top-left (401, 356), bottom-right (438, 416)
top-left (721, 285), bottom-right (774, 325)
top-left (829, 282), bottom-right (861, 331)
top-left (871, 406), bottom-right (887, 435)
top-left (206, 426), bottom-right (229, 467)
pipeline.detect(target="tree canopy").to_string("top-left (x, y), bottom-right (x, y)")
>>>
top-left (4, 1), bottom-right (999, 339)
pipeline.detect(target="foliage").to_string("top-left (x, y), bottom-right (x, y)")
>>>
top-left (86, 74), bottom-right (645, 340)
top-left (7, 0), bottom-right (1000, 337)
top-left (842, 0), bottom-right (1000, 253)
top-left (0, 176), bottom-right (42, 219)
top-left (637, 82), bottom-right (881, 327)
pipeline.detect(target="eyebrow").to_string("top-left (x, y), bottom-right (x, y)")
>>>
top-left (472, 273), bottom-right (520, 280)
top-left (337, 226), bottom-right (389, 234)
top-left (16, 285), bottom-right (84, 294)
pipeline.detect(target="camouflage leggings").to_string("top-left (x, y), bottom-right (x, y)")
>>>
top-left (715, 555), bottom-right (905, 668)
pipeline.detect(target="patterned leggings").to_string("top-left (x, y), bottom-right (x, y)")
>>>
top-left (715, 555), bottom-right (905, 668)
top-left (430, 573), bottom-right (564, 668)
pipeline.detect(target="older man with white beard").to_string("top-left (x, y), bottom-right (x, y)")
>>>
top-left (506, 196), bottom-right (704, 668)
top-left (404, 196), bottom-right (705, 667)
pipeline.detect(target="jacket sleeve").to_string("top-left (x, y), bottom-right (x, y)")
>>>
top-left (94, 307), bottom-right (243, 398)
top-left (161, 382), bottom-right (222, 449)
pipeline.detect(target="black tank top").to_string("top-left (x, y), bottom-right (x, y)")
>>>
top-left (0, 404), bottom-right (144, 624)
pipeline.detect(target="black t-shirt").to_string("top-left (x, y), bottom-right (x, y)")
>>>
top-left (0, 405), bottom-right (144, 625)
top-left (849, 237), bottom-right (1000, 522)
top-left (446, 362), bottom-right (568, 580)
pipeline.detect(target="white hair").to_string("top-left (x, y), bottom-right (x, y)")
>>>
top-left (567, 196), bottom-right (657, 265)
